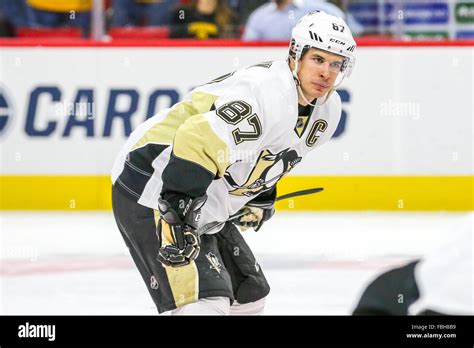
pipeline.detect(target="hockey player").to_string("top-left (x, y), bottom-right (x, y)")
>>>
top-left (111, 11), bottom-right (357, 315)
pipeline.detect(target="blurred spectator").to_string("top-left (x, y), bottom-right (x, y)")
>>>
top-left (0, 0), bottom-right (35, 36)
top-left (302, 0), bottom-right (364, 36)
top-left (111, 0), bottom-right (175, 27)
top-left (226, 0), bottom-right (267, 24)
top-left (170, 0), bottom-right (238, 39)
top-left (243, 0), bottom-right (362, 41)
top-left (242, 0), bottom-right (309, 41)
top-left (26, 0), bottom-right (92, 36)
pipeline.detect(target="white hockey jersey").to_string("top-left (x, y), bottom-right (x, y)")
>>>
top-left (409, 214), bottom-right (473, 315)
top-left (111, 60), bottom-right (342, 232)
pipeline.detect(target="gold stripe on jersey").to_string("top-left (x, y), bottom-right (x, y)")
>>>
top-left (190, 91), bottom-right (219, 113)
top-left (153, 210), bottom-right (199, 308)
top-left (164, 261), bottom-right (199, 308)
top-left (132, 102), bottom-right (194, 149)
top-left (133, 92), bottom-right (219, 150)
top-left (173, 114), bottom-right (230, 177)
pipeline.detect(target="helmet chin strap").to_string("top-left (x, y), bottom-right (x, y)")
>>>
top-left (297, 85), bottom-right (318, 107)
top-left (292, 58), bottom-right (318, 107)
top-left (322, 74), bottom-right (346, 104)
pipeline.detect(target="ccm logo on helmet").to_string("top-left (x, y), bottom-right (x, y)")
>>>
top-left (329, 38), bottom-right (346, 46)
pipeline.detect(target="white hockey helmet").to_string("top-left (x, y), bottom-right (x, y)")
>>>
top-left (289, 10), bottom-right (357, 78)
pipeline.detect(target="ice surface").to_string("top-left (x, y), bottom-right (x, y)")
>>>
top-left (0, 211), bottom-right (470, 315)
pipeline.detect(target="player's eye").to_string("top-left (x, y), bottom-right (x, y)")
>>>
top-left (330, 61), bottom-right (343, 70)
top-left (313, 57), bottom-right (324, 64)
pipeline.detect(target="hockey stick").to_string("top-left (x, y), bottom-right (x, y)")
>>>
top-left (274, 187), bottom-right (323, 202)
top-left (197, 187), bottom-right (324, 235)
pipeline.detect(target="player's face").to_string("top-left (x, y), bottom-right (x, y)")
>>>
top-left (297, 48), bottom-right (345, 100)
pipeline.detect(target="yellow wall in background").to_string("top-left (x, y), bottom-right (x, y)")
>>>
top-left (1, 175), bottom-right (472, 211)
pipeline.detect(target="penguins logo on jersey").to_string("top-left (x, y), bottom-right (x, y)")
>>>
top-left (206, 252), bottom-right (222, 274)
top-left (225, 148), bottom-right (302, 197)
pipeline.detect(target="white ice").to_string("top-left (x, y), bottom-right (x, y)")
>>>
top-left (0, 211), bottom-right (471, 315)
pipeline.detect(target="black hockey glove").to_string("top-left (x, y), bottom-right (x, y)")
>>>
top-left (232, 200), bottom-right (275, 232)
top-left (156, 195), bottom-right (207, 267)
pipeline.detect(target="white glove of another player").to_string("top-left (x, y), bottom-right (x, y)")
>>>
top-left (232, 201), bottom-right (275, 232)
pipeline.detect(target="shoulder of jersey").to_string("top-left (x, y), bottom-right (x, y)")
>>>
top-left (196, 60), bottom-right (297, 131)
top-left (238, 60), bottom-right (297, 122)
top-left (239, 60), bottom-right (294, 93)
top-left (199, 60), bottom-right (294, 106)
top-left (325, 89), bottom-right (342, 118)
